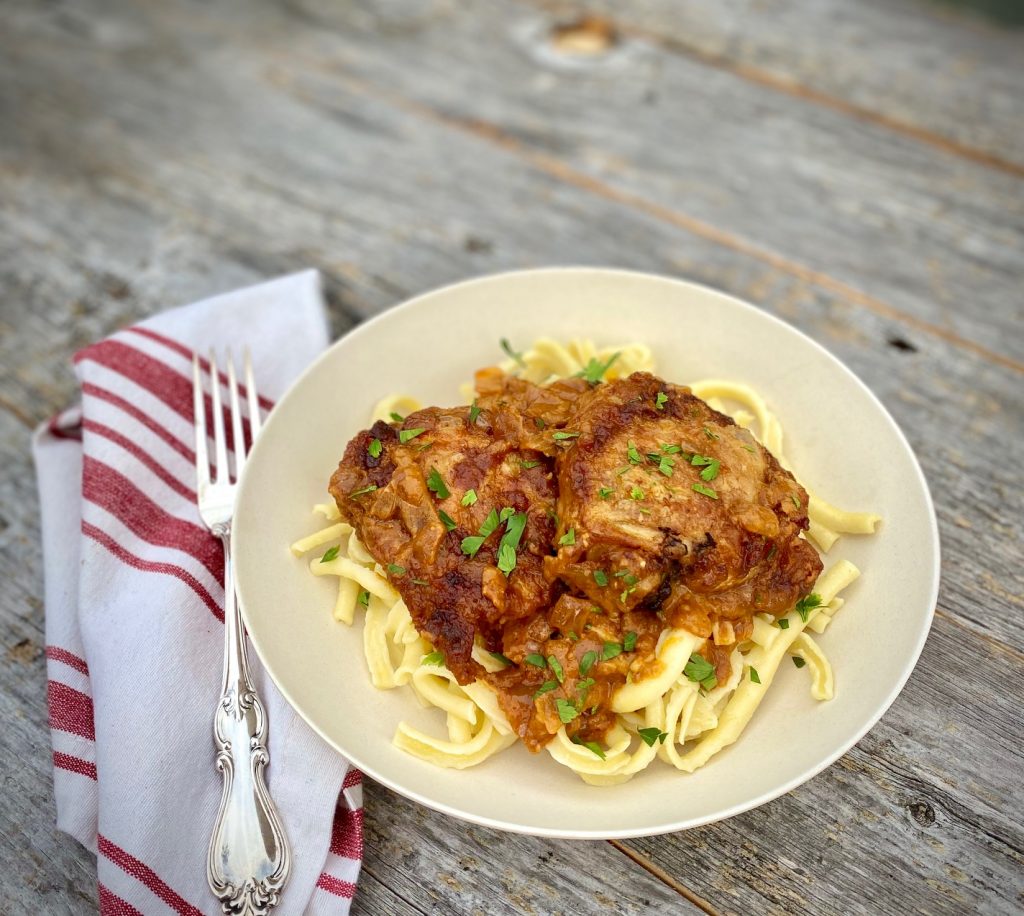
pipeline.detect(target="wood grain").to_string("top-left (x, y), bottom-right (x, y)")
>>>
top-left (533, 0), bottom-right (1024, 174)
top-left (1, 0), bottom-right (1022, 913)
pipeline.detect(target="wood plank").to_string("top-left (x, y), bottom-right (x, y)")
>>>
top-left (359, 781), bottom-right (703, 915)
top-left (531, 0), bottom-right (1024, 175)
top-left (0, 1), bottom-right (1022, 913)
top-left (267, 0), bottom-right (1024, 366)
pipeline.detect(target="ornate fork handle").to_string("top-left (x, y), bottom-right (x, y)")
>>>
top-left (208, 529), bottom-right (290, 915)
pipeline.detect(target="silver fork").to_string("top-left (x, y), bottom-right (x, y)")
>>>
top-left (193, 350), bottom-right (290, 915)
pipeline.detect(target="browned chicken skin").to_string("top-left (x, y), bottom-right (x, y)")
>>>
top-left (331, 370), bottom-right (822, 751)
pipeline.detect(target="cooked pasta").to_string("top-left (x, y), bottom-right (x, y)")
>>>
top-left (291, 338), bottom-right (879, 783)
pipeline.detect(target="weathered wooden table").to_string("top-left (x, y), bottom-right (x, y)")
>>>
top-left (2, 0), bottom-right (1022, 912)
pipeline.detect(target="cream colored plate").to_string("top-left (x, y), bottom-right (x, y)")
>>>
top-left (234, 268), bottom-right (938, 839)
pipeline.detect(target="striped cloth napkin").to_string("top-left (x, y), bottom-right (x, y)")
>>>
top-left (32, 271), bottom-right (363, 915)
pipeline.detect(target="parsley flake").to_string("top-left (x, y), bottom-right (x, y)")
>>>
top-left (348, 484), bottom-right (378, 499)
top-left (552, 430), bottom-right (581, 441)
top-left (468, 400), bottom-right (481, 424)
top-left (500, 337), bottom-right (526, 367)
top-left (438, 509), bottom-right (457, 532)
top-left (700, 459), bottom-right (721, 482)
top-left (795, 593), bottom-right (823, 622)
top-left (598, 487), bottom-right (614, 499)
top-left (750, 667), bottom-right (761, 684)
top-left (555, 698), bottom-right (579, 724)
top-left (655, 392), bottom-right (668, 410)
top-left (426, 467), bottom-right (450, 499)
top-left (623, 631), bottom-right (637, 652)
top-left (461, 489), bottom-right (477, 506)
top-left (627, 441), bottom-right (643, 464)
top-left (525, 653), bottom-right (547, 668)
top-left (547, 655), bottom-right (565, 684)
top-left (630, 485), bottom-right (645, 500)
top-left (660, 443), bottom-right (682, 454)
top-left (703, 426), bottom-right (719, 440)
top-left (638, 727), bottom-right (669, 747)
top-left (497, 542), bottom-right (517, 576)
top-left (367, 438), bottom-right (382, 459)
top-left (559, 528), bottom-right (576, 546)
top-left (534, 680), bottom-right (558, 698)
top-left (320, 546), bottom-right (340, 563)
top-left (386, 563), bottom-right (405, 576)
top-left (793, 656), bottom-right (807, 669)
top-left (684, 653), bottom-right (718, 691)
top-left (778, 617), bottom-right (790, 630)
top-left (489, 651), bottom-right (513, 666)
top-left (575, 352), bottom-right (620, 384)
top-left (692, 482), bottom-right (718, 499)
top-left (520, 458), bottom-right (541, 469)
top-left (461, 535), bottom-right (485, 558)
top-left (496, 512), bottom-right (528, 576)
top-left (399, 427), bottom-right (426, 444)
top-left (791, 494), bottom-right (802, 510)
top-left (593, 569), bottom-right (609, 587)
top-left (602, 641), bottom-right (622, 660)
top-left (422, 651), bottom-right (445, 666)
top-left (389, 411), bottom-right (404, 422)
top-left (579, 651), bottom-right (597, 676)
top-left (357, 589), bottom-right (370, 608)
top-left (570, 734), bottom-right (606, 758)
top-left (499, 507), bottom-right (515, 523)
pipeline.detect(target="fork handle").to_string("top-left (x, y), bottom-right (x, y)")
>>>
top-left (208, 531), bottom-right (291, 915)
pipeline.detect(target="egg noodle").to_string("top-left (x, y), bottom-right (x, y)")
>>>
top-left (290, 339), bottom-right (880, 784)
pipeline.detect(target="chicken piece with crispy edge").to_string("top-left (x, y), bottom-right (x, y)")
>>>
top-left (330, 404), bottom-right (559, 683)
top-left (545, 372), bottom-right (823, 640)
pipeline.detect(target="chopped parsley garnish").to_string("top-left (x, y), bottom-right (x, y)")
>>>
top-left (460, 509), bottom-right (503, 560)
top-left (348, 484), bottom-right (378, 499)
top-left (555, 698), bottom-right (579, 724)
top-left (468, 400), bottom-right (481, 424)
top-left (593, 569), bottom-right (609, 587)
top-left (497, 542), bottom-right (517, 576)
top-left (658, 458), bottom-right (675, 477)
top-left (422, 651), bottom-right (445, 666)
top-left (547, 655), bottom-right (565, 684)
top-left (461, 489), bottom-right (478, 506)
top-left (357, 589), bottom-right (370, 608)
top-left (534, 680), bottom-right (558, 698)
top-left (535, 417), bottom-right (546, 429)
top-left (499, 507), bottom-right (515, 523)
top-left (386, 563), bottom-right (406, 576)
top-left (576, 352), bottom-right (620, 384)
top-left (552, 430), bottom-right (581, 441)
top-left (692, 482), bottom-right (718, 499)
top-left (500, 337), bottom-right (526, 367)
top-left (700, 460), bottom-right (721, 482)
top-left (623, 631), bottom-right (637, 652)
top-left (573, 738), bottom-right (607, 759)
top-left (615, 466), bottom-right (631, 476)
top-left (489, 651), bottom-right (512, 666)
top-left (398, 427), bottom-right (426, 444)
top-left (750, 667), bottom-right (761, 684)
top-left (684, 653), bottom-right (718, 691)
top-left (461, 535), bottom-right (485, 557)
top-left (777, 617), bottom-right (790, 629)
top-left (426, 467), bottom-right (450, 499)
top-left (655, 392), bottom-right (668, 410)
top-left (559, 528), bottom-right (576, 546)
top-left (703, 426), bottom-right (719, 440)
top-left (598, 487), bottom-right (614, 499)
top-left (630, 485), bottom-right (645, 500)
top-left (602, 641), bottom-right (622, 660)
top-left (791, 494), bottom-right (802, 510)
top-left (438, 509), bottom-right (457, 532)
top-left (319, 546), bottom-right (340, 563)
top-left (520, 459), bottom-right (541, 469)
top-left (638, 727), bottom-right (669, 747)
top-left (660, 443), bottom-right (682, 454)
top-left (367, 438), bottom-right (382, 459)
top-left (525, 653), bottom-right (547, 668)
top-left (793, 656), bottom-right (807, 669)
top-left (411, 578), bottom-right (429, 586)
top-left (795, 593), bottom-right (823, 622)
top-left (579, 651), bottom-right (597, 676)
top-left (741, 443), bottom-right (756, 452)
top-left (627, 441), bottom-right (643, 464)
top-left (389, 411), bottom-right (404, 422)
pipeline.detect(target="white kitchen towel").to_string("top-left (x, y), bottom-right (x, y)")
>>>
top-left (33, 270), bottom-right (364, 915)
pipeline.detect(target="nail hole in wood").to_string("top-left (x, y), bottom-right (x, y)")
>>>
top-left (887, 335), bottom-right (918, 353)
top-left (550, 15), bottom-right (618, 57)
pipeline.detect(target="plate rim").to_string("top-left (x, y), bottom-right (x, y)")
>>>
top-left (235, 265), bottom-right (941, 839)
